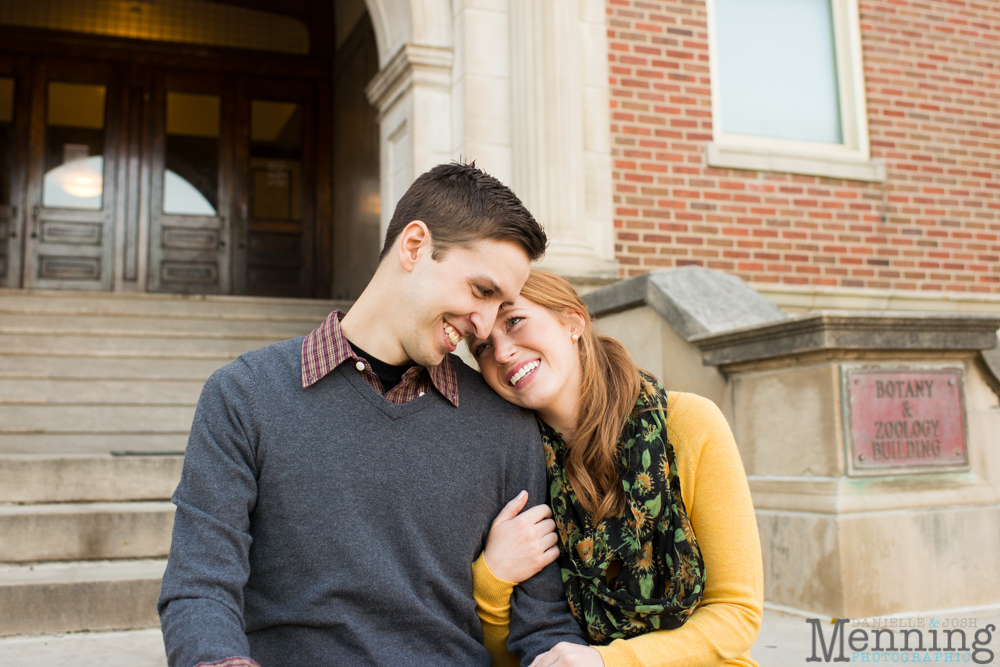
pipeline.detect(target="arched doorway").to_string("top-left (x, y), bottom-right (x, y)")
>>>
top-left (0, 0), bottom-right (382, 299)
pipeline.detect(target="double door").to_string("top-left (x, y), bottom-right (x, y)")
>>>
top-left (0, 56), bottom-right (317, 297)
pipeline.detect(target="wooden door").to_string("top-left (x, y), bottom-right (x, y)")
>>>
top-left (233, 78), bottom-right (315, 297)
top-left (22, 60), bottom-right (119, 290)
top-left (0, 56), bottom-right (29, 288)
top-left (148, 71), bottom-right (233, 294)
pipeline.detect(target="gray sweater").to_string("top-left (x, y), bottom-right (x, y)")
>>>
top-left (158, 337), bottom-right (586, 667)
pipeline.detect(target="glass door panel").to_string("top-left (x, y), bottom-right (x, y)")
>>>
top-left (23, 61), bottom-right (118, 290)
top-left (148, 73), bottom-right (231, 294)
top-left (164, 92), bottom-right (219, 216)
top-left (42, 82), bottom-right (106, 209)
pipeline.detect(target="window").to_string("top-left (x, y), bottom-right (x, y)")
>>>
top-left (706, 0), bottom-right (884, 181)
top-left (42, 82), bottom-right (106, 210)
top-left (164, 92), bottom-right (220, 216)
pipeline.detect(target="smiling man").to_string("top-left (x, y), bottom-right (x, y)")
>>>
top-left (157, 163), bottom-right (587, 667)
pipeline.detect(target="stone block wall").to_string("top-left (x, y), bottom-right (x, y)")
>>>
top-left (606, 0), bottom-right (1000, 293)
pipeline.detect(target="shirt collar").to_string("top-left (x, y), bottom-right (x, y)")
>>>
top-left (301, 310), bottom-right (459, 407)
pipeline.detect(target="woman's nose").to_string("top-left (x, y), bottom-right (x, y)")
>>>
top-left (493, 337), bottom-right (517, 363)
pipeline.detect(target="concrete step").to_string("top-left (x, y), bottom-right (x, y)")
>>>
top-left (0, 313), bottom-right (324, 337)
top-left (0, 404), bottom-right (195, 434)
top-left (0, 288), bottom-right (346, 319)
top-left (0, 433), bottom-right (189, 455)
top-left (0, 559), bottom-right (166, 636)
top-left (0, 502), bottom-right (174, 562)
top-left (0, 379), bottom-right (204, 405)
top-left (0, 454), bottom-right (183, 503)
top-left (0, 354), bottom-right (232, 381)
top-left (0, 332), bottom-right (287, 356)
top-left (0, 628), bottom-right (167, 667)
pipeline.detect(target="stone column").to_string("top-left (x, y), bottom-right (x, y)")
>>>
top-left (509, 0), bottom-right (617, 279)
top-left (366, 44), bottom-right (454, 242)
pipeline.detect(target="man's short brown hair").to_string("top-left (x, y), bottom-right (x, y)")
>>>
top-left (379, 162), bottom-right (547, 262)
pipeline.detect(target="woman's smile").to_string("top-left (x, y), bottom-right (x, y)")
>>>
top-left (507, 359), bottom-right (541, 387)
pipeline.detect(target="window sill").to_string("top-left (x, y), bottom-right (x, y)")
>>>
top-left (706, 142), bottom-right (886, 182)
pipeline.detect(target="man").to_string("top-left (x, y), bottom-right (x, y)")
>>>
top-left (158, 163), bottom-right (587, 667)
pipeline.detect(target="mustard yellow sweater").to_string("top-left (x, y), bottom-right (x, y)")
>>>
top-left (472, 392), bottom-right (764, 667)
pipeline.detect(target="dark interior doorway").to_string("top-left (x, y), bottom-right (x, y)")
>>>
top-left (0, 0), bottom-right (381, 300)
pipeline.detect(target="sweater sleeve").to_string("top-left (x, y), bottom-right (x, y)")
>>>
top-left (158, 359), bottom-right (260, 667)
top-left (472, 553), bottom-right (520, 667)
top-left (594, 392), bottom-right (764, 667)
top-left (503, 414), bottom-right (589, 664)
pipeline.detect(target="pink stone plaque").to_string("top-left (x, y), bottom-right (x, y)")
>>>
top-left (843, 368), bottom-right (968, 474)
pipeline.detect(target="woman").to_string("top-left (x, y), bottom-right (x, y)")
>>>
top-left (468, 270), bottom-right (763, 667)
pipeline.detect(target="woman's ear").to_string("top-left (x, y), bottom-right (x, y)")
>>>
top-left (565, 310), bottom-right (587, 337)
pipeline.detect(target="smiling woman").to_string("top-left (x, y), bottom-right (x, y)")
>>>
top-left (470, 270), bottom-right (764, 667)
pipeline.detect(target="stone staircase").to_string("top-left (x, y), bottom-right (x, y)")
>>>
top-left (0, 289), bottom-right (344, 639)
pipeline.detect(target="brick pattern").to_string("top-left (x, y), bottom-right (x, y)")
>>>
top-left (607, 0), bottom-right (1000, 292)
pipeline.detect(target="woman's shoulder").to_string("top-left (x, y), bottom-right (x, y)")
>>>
top-left (633, 372), bottom-right (721, 422)
top-left (665, 390), bottom-right (726, 424)
top-left (662, 391), bottom-right (736, 469)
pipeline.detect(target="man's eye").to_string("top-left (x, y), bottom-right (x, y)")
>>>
top-left (475, 285), bottom-right (493, 298)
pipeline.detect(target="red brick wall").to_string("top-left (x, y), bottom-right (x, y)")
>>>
top-left (607, 0), bottom-right (1000, 292)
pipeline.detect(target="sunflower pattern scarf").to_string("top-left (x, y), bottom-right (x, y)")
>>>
top-left (539, 373), bottom-right (706, 644)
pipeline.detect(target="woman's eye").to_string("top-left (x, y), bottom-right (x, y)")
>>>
top-left (506, 317), bottom-right (523, 330)
top-left (474, 343), bottom-right (491, 357)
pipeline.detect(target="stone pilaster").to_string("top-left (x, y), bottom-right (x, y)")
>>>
top-left (510, 0), bottom-right (617, 278)
top-left (366, 44), bottom-right (454, 242)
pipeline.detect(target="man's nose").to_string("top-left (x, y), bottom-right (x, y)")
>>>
top-left (469, 305), bottom-right (499, 340)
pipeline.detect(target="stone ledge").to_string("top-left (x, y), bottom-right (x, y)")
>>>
top-left (583, 267), bottom-right (789, 339)
top-left (706, 142), bottom-right (887, 182)
top-left (748, 474), bottom-right (1000, 515)
top-left (690, 311), bottom-right (1000, 367)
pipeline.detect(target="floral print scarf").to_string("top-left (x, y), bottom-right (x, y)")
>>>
top-left (540, 373), bottom-right (705, 643)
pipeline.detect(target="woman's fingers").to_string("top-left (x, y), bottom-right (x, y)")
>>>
top-left (516, 502), bottom-right (552, 523)
top-left (528, 643), bottom-right (606, 667)
top-left (535, 517), bottom-right (556, 535)
top-left (540, 531), bottom-right (559, 550)
top-left (492, 490), bottom-right (529, 526)
top-left (484, 495), bottom-right (563, 583)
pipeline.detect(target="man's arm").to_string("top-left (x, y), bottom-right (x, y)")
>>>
top-left (158, 359), bottom-right (261, 667)
top-left (503, 414), bottom-right (588, 665)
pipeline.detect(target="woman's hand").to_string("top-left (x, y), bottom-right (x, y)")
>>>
top-left (484, 491), bottom-right (560, 584)
top-left (528, 643), bottom-right (605, 667)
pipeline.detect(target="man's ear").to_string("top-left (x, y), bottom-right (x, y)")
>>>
top-left (396, 221), bottom-right (431, 272)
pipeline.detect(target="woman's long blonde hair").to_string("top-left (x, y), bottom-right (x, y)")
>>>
top-left (519, 270), bottom-right (641, 523)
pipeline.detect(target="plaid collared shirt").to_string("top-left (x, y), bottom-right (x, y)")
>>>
top-left (301, 310), bottom-right (459, 407)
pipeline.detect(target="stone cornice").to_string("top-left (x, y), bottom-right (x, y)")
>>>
top-left (690, 311), bottom-right (1000, 366)
top-left (365, 43), bottom-right (453, 117)
top-left (583, 268), bottom-right (789, 339)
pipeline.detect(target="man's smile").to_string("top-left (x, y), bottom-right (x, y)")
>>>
top-left (444, 320), bottom-right (462, 348)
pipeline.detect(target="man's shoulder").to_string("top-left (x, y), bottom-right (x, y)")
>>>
top-left (209, 336), bottom-right (305, 386)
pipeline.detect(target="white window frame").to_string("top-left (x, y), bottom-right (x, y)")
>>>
top-left (705, 0), bottom-right (885, 182)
